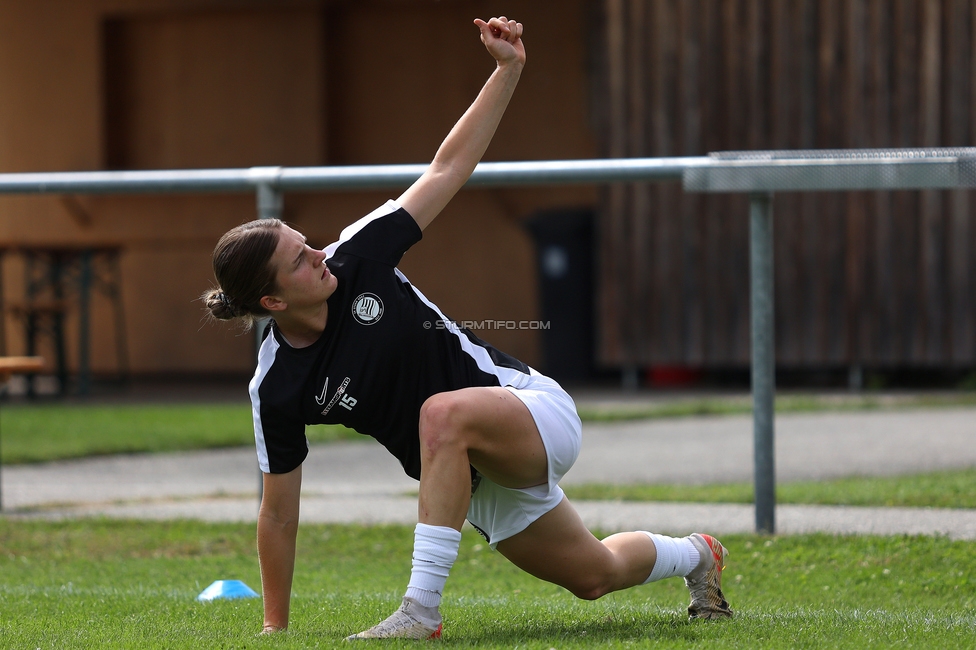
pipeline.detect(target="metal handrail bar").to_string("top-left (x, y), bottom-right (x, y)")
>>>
top-left (0, 157), bottom-right (710, 195)
top-left (3, 150), bottom-right (976, 194)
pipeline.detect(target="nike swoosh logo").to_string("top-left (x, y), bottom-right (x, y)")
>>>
top-left (314, 377), bottom-right (329, 406)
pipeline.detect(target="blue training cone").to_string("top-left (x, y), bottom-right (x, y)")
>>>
top-left (196, 579), bottom-right (260, 602)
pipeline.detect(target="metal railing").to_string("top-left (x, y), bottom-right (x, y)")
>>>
top-left (685, 147), bottom-right (976, 533)
top-left (4, 148), bottom-right (975, 531)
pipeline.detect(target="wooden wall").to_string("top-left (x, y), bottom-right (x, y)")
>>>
top-left (596, 0), bottom-right (976, 369)
top-left (0, 0), bottom-right (599, 378)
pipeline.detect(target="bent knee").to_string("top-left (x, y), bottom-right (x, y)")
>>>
top-left (419, 392), bottom-right (472, 450)
top-left (567, 576), bottom-right (614, 601)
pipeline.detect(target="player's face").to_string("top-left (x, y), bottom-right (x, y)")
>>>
top-left (268, 225), bottom-right (337, 310)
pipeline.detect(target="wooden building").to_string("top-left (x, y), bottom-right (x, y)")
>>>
top-left (599, 0), bottom-right (976, 372)
top-left (0, 0), bottom-right (599, 381)
top-left (1, 0), bottom-right (975, 387)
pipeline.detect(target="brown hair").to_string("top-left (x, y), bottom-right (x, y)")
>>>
top-left (202, 218), bottom-right (283, 329)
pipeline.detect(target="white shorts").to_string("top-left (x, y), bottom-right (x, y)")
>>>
top-left (465, 371), bottom-right (582, 549)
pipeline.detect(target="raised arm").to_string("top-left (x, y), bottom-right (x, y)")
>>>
top-left (397, 16), bottom-right (525, 231)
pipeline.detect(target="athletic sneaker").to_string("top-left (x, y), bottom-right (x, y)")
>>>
top-left (684, 533), bottom-right (734, 620)
top-left (346, 597), bottom-right (443, 640)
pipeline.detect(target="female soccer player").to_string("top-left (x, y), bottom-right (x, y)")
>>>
top-left (204, 16), bottom-right (732, 640)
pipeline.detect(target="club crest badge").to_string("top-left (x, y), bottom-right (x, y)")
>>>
top-left (352, 292), bottom-right (384, 325)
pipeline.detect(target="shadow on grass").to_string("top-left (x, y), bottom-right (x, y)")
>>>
top-left (457, 609), bottom-right (730, 645)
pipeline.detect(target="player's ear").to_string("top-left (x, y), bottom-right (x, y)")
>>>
top-left (260, 295), bottom-right (287, 312)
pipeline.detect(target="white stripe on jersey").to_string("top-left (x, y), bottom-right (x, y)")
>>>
top-left (250, 332), bottom-right (281, 473)
top-left (395, 267), bottom-right (533, 389)
top-left (324, 199), bottom-right (401, 259)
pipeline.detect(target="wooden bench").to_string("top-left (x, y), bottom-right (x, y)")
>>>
top-left (0, 356), bottom-right (45, 383)
top-left (6, 302), bottom-right (68, 394)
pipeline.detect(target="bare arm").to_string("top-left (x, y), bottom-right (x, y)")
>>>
top-left (397, 16), bottom-right (525, 231)
top-left (257, 465), bottom-right (302, 633)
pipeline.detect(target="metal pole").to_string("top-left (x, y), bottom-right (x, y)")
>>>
top-left (78, 250), bottom-right (92, 395)
top-left (0, 157), bottom-right (709, 195)
top-left (750, 193), bottom-right (776, 534)
top-left (254, 179), bottom-right (282, 510)
top-left (255, 180), bottom-right (283, 222)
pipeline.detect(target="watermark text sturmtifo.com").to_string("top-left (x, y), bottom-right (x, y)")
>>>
top-left (423, 319), bottom-right (550, 331)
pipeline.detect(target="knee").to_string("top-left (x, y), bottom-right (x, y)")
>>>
top-left (561, 556), bottom-right (620, 600)
top-left (419, 393), bottom-right (471, 453)
top-left (567, 575), bottom-right (613, 601)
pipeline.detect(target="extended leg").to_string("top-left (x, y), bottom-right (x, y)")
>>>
top-left (496, 497), bottom-right (658, 599)
top-left (498, 498), bottom-right (732, 618)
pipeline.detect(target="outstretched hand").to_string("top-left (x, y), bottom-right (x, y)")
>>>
top-left (474, 16), bottom-right (525, 67)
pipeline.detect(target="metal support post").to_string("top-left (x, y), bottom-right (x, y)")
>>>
top-left (254, 178), bottom-right (283, 509)
top-left (78, 250), bottom-right (92, 395)
top-left (252, 178), bottom-right (283, 335)
top-left (256, 182), bottom-right (283, 222)
top-left (750, 193), bottom-right (776, 534)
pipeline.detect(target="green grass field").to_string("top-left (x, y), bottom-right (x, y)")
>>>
top-left (575, 391), bottom-right (976, 422)
top-left (564, 468), bottom-right (976, 509)
top-left (1, 519), bottom-right (974, 648)
top-left (0, 403), bottom-right (361, 464)
top-left (2, 402), bottom-right (975, 646)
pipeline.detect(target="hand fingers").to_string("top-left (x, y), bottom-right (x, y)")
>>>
top-left (473, 17), bottom-right (489, 41)
top-left (502, 19), bottom-right (521, 43)
top-left (487, 16), bottom-right (509, 39)
top-left (482, 16), bottom-right (521, 42)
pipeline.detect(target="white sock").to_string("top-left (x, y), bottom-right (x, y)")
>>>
top-left (404, 523), bottom-right (461, 608)
top-left (641, 533), bottom-right (700, 584)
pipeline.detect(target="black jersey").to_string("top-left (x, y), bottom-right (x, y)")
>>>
top-left (250, 200), bottom-right (532, 477)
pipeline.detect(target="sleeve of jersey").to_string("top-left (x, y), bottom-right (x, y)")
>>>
top-left (254, 399), bottom-right (308, 474)
top-left (251, 342), bottom-right (309, 474)
top-left (324, 200), bottom-right (422, 266)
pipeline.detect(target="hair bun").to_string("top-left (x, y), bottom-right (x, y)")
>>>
top-left (204, 288), bottom-right (240, 321)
